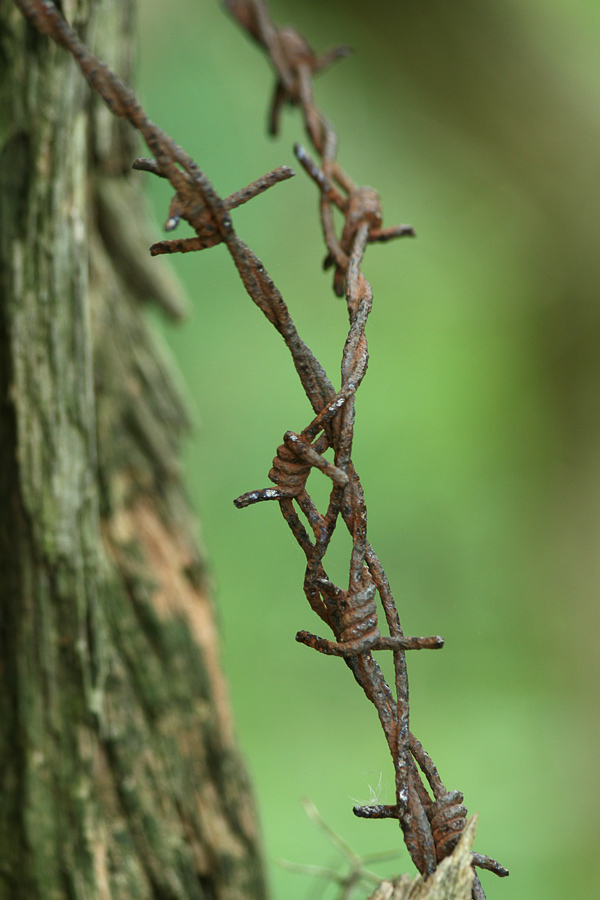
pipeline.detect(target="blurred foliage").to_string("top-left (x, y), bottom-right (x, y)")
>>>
top-left (135, 1), bottom-right (600, 898)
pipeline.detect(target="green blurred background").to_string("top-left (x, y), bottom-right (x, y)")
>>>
top-left (135, 1), bottom-right (600, 898)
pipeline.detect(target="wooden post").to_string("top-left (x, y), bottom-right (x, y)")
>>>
top-left (0, 3), bottom-right (268, 898)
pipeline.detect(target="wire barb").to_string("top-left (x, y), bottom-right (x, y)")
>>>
top-left (294, 142), bottom-right (415, 296)
top-left (132, 159), bottom-right (295, 254)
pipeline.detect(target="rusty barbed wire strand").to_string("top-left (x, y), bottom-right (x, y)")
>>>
top-left (12, 0), bottom-right (508, 895)
top-left (226, 2), bottom-right (508, 894)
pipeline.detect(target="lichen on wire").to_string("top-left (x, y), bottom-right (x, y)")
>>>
top-left (13, 0), bottom-right (508, 896)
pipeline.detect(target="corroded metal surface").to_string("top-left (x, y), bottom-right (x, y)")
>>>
top-left (12, 0), bottom-right (508, 895)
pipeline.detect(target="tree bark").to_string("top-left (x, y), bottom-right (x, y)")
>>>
top-left (0, 2), bottom-right (268, 899)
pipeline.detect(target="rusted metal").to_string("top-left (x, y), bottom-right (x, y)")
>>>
top-left (294, 143), bottom-right (415, 295)
top-left (429, 791), bottom-right (469, 862)
top-left (226, 3), bottom-right (508, 894)
top-left (132, 158), bottom-right (295, 255)
top-left (294, 578), bottom-right (444, 657)
top-left (224, 0), bottom-right (351, 136)
top-left (12, 0), bottom-right (508, 895)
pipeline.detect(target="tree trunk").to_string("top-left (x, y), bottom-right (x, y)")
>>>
top-left (0, 2), bottom-right (268, 899)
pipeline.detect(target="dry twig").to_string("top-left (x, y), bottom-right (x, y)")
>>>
top-left (279, 799), bottom-right (400, 900)
top-left (12, 1), bottom-right (508, 896)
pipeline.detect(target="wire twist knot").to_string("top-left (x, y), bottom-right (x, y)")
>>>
top-left (428, 791), bottom-right (468, 863)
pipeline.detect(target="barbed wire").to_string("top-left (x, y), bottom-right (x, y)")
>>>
top-left (12, 0), bottom-right (508, 896)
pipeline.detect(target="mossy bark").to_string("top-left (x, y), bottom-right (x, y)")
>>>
top-left (0, 3), bottom-right (268, 899)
